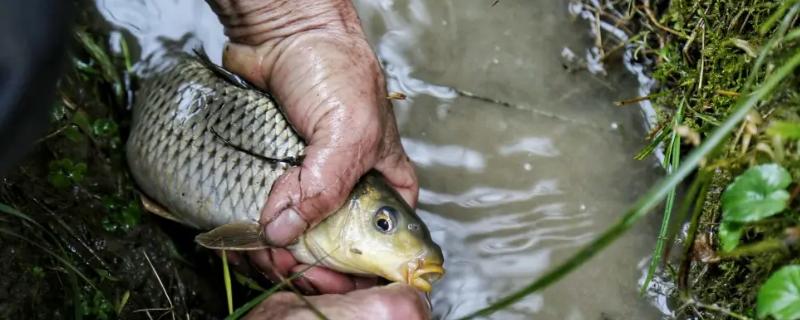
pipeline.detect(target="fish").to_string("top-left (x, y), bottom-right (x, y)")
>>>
top-left (125, 51), bottom-right (444, 292)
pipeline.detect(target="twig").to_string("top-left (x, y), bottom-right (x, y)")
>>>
top-left (614, 94), bottom-right (654, 106)
top-left (142, 250), bottom-right (176, 320)
top-left (594, 8), bottom-right (605, 58)
top-left (716, 90), bottom-right (740, 97)
top-left (697, 21), bottom-right (706, 93)
top-left (684, 298), bottom-right (752, 320)
top-left (35, 124), bottom-right (74, 144)
top-left (642, 0), bottom-right (690, 39)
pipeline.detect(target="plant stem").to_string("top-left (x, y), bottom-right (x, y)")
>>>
top-left (641, 100), bottom-right (684, 293)
top-left (222, 250), bottom-right (233, 315)
top-left (716, 238), bottom-right (786, 260)
top-left (677, 171), bottom-right (710, 297)
top-left (686, 298), bottom-right (753, 320)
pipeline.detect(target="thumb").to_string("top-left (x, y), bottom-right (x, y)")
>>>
top-left (260, 143), bottom-right (373, 246)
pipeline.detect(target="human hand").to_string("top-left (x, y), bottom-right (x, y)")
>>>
top-left (243, 283), bottom-right (431, 320)
top-left (207, 0), bottom-right (418, 292)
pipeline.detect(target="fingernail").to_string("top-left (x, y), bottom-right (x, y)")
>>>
top-left (264, 208), bottom-right (307, 246)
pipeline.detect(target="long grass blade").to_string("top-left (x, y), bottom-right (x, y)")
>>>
top-left (458, 49), bottom-right (800, 320)
top-left (0, 227), bottom-right (97, 289)
top-left (222, 250), bottom-right (234, 315)
top-left (641, 101), bottom-right (683, 293)
top-left (225, 263), bottom-right (318, 320)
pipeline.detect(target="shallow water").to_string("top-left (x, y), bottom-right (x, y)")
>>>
top-left (97, 0), bottom-right (670, 318)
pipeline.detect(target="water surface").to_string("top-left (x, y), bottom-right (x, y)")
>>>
top-left (96, 0), bottom-right (669, 318)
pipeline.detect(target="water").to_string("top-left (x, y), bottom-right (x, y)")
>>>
top-left (96, 0), bottom-right (670, 318)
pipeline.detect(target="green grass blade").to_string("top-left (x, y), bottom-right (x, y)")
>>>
top-left (0, 227), bottom-right (97, 289)
top-left (641, 101), bottom-right (683, 293)
top-left (222, 250), bottom-right (234, 315)
top-left (0, 202), bottom-right (42, 227)
top-left (744, 4), bottom-right (799, 90)
top-left (634, 127), bottom-right (670, 160)
top-left (457, 49), bottom-right (800, 320)
top-left (225, 264), bottom-right (317, 320)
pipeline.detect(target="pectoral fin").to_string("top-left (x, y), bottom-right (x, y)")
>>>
top-left (195, 223), bottom-right (270, 250)
top-left (139, 193), bottom-right (200, 228)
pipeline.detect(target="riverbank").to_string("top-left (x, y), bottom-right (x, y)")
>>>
top-left (0, 3), bottom-right (234, 318)
top-left (577, 0), bottom-right (800, 318)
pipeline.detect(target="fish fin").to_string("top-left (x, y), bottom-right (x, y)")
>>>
top-left (195, 223), bottom-right (271, 251)
top-left (139, 193), bottom-right (194, 226)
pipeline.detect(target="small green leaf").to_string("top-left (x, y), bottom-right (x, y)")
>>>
top-left (94, 269), bottom-right (119, 282)
top-left (757, 265), bottom-right (800, 320)
top-left (30, 266), bottom-right (45, 279)
top-left (101, 198), bottom-right (141, 232)
top-left (63, 125), bottom-right (83, 143)
top-left (72, 110), bottom-right (92, 132)
top-left (719, 221), bottom-right (745, 252)
top-left (47, 159), bottom-right (87, 189)
top-left (75, 30), bottom-right (119, 85)
top-left (91, 119), bottom-right (118, 137)
top-left (50, 102), bottom-right (68, 122)
top-left (721, 164), bottom-right (791, 223)
top-left (767, 121), bottom-right (800, 139)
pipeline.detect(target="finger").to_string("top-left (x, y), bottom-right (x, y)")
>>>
top-left (260, 143), bottom-right (372, 246)
top-left (289, 264), bottom-right (360, 294)
top-left (246, 284), bottom-right (430, 320)
top-left (221, 42), bottom-right (270, 88)
top-left (215, 251), bottom-right (255, 275)
top-left (215, 250), bottom-right (244, 267)
top-left (375, 148), bottom-right (419, 207)
top-left (292, 276), bottom-right (319, 295)
top-left (247, 248), bottom-right (297, 282)
top-left (352, 276), bottom-right (379, 290)
top-left (354, 283), bottom-right (431, 320)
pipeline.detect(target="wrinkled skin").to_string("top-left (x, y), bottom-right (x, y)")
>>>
top-left (206, 0), bottom-right (425, 318)
top-left (243, 284), bottom-right (430, 320)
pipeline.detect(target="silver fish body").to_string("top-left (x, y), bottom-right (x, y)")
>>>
top-left (127, 55), bottom-right (303, 229)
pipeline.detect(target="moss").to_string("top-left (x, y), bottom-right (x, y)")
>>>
top-left (579, 0), bottom-right (800, 317)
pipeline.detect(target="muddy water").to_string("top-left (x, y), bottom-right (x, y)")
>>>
top-left (97, 0), bottom-right (670, 318)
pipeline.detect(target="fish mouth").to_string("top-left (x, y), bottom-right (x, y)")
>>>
top-left (407, 262), bottom-right (445, 292)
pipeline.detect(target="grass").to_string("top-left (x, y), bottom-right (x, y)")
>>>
top-left (572, 0), bottom-right (800, 317)
top-left (641, 99), bottom-right (683, 293)
top-left (0, 2), bottom-right (241, 318)
top-left (223, 251), bottom-right (234, 315)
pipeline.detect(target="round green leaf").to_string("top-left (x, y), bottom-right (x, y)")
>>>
top-left (719, 221), bottom-right (744, 252)
top-left (721, 164), bottom-right (791, 223)
top-left (757, 265), bottom-right (800, 320)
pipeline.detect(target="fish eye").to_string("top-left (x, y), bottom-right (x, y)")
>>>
top-left (374, 206), bottom-right (397, 233)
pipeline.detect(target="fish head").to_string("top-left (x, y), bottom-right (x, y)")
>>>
top-left (339, 171), bottom-right (445, 292)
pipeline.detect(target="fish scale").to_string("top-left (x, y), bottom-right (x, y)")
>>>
top-left (126, 55), bottom-right (305, 229)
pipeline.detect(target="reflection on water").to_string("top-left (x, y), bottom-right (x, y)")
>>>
top-left (97, 0), bottom-right (671, 318)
